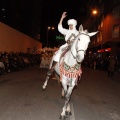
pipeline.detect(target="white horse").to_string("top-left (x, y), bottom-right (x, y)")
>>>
top-left (42, 25), bottom-right (98, 120)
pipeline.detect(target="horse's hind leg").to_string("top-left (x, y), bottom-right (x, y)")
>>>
top-left (41, 75), bottom-right (50, 91)
top-left (41, 59), bottom-right (53, 91)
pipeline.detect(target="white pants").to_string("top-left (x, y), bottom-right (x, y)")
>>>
top-left (53, 43), bottom-right (68, 62)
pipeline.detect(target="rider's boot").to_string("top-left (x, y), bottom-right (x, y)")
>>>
top-left (47, 61), bottom-right (57, 76)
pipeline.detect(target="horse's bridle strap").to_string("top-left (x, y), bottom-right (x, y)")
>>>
top-left (70, 32), bottom-right (88, 59)
top-left (70, 50), bottom-right (76, 59)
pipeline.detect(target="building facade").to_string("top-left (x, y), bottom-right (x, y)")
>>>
top-left (0, 22), bottom-right (42, 53)
top-left (87, 0), bottom-right (120, 60)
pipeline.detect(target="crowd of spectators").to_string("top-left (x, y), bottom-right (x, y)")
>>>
top-left (83, 56), bottom-right (120, 77)
top-left (1, 51), bottom-right (119, 78)
top-left (83, 57), bottom-right (109, 70)
top-left (0, 51), bottom-right (41, 76)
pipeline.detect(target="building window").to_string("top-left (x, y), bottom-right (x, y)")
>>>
top-left (112, 24), bottom-right (120, 38)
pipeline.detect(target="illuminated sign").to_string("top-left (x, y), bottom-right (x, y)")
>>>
top-left (56, 36), bottom-right (64, 40)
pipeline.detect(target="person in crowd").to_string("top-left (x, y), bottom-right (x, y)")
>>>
top-left (0, 59), bottom-right (5, 75)
top-left (47, 12), bottom-right (79, 75)
top-left (40, 53), bottom-right (46, 68)
top-left (108, 56), bottom-right (116, 78)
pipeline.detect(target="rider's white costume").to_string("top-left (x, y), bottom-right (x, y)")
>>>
top-left (53, 19), bottom-right (79, 62)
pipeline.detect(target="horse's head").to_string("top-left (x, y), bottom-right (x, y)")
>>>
top-left (75, 25), bottom-right (98, 63)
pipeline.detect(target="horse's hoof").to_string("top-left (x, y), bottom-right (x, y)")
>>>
top-left (59, 115), bottom-right (67, 120)
top-left (66, 111), bottom-right (72, 115)
top-left (61, 96), bottom-right (64, 98)
top-left (41, 88), bottom-right (45, 91)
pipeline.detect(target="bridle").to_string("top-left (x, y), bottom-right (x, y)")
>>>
top-left (70, 32), bottom-right (89, 60)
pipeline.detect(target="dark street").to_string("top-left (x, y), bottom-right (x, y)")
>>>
top-left (0, 66), bottom-right (120, 120)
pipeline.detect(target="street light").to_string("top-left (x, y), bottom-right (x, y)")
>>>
top-left (89, 8), bottom-right (99, 57)
top-left (46, 26), bottom-right (55, 47)
top-left (91, 9), bottom-right (104, 58)
top-left (92, 9), bottom-right (98, 15)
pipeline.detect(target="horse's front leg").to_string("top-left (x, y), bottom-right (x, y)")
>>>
top-left (65, 79), bottom-right (76, 115)
top-left (60, 77), bottom-right (68, 119)
top-left (60, 100), bottom-right (68, 120)
top-left (65, 86), bottom-right (74, 115)
top-left (60, 85), bottom-right (74, 119)
top-left (61, 76), bottom-right (68, 96)
top-left (66, 102), bottom-right (72, 115)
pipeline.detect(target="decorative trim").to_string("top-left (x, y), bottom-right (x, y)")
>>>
top-left (60, 62), bottom-right (82, 79)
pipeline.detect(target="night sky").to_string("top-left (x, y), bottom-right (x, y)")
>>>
top-left (1, 0), bottom-right (94, 47)
top-left (41, 0), bottom-right (91, 47)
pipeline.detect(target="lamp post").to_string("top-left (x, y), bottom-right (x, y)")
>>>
top-left (92, 9), bottom-right (103, 58)
top-left (46, 26), bottom-right (55, 47)
top-left (91, 9), bottom-right (99, 57)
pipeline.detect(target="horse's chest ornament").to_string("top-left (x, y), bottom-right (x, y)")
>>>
top-left (60, 62), bottom-right (82, 79)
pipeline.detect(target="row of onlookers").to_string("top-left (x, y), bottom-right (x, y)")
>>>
top-left (83, 56), bottom-right (120, 77)
top-left (83, 57), bottom-right (110, 70)
top-left (0, 51), bottom-right (41, 75)
top-left (1, 51), bottom-right (119, 78)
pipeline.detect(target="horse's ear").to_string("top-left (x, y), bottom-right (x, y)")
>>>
top-left (79, 24), bottom-right (83, 32)
top-left (88, 31), bottom-right (98, 37)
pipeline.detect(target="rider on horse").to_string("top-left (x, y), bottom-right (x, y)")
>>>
top-left (47, 12), bottom-right (79, 75)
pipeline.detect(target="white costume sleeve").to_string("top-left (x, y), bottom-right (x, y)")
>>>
top-left (58, 24), bottom-right (68, 35)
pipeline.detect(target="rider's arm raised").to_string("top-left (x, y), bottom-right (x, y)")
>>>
top-left (58, 12), bottom-right (68, 35)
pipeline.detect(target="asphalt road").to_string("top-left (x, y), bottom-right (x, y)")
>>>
top-left (0, 66), bottom-right (120, 120)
